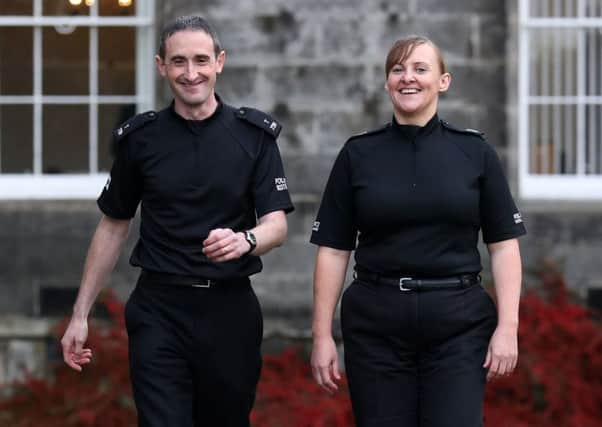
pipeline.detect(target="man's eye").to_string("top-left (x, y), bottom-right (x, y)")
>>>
top-left (172, 59), bottom-right (186, 66)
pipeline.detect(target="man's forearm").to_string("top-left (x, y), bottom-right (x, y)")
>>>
top-left (73, 216), bottom-right (130, 319)
top-left (247, 210), bottom-right (287, 256)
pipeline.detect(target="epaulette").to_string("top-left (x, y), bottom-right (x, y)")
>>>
top-left (440, 120), bottom-right (484, 138)
top-left (235, 107), bottom-right (282, 138)
top-left (348, 123), bottom-right (390, 141)
top-left (113, 111), bottom-right (157, 142)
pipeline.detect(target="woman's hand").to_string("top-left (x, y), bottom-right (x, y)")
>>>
top-left (483, 324), bottom-right (518, 381)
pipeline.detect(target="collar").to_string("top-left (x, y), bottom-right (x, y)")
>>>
top-left (391, 113), bottom-right (439, 141)
top-left (169, 93), bottom-right (224, 129)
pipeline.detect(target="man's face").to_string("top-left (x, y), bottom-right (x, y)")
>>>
top-left (155, 30), bottom-right (225, 110)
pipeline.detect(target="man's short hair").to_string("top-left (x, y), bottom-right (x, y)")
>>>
top-left (158, 15), bottom-right (222, 59)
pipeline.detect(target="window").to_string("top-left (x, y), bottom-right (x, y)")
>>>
top-left (0, 0), bottom-right (155, 199)
top-left (519, 0), bottom-right (602, 200)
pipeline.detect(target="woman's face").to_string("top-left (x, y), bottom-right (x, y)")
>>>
top-left (385, 43), bottom-right (451, 125)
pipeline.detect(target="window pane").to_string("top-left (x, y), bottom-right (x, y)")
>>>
top-left (585, 105), bottom-right (601, 174)
top-left (98, 104), bottom-right (135, 171)
top-left (99, 27), bottom-right (135, 95)
top-left (0, 27), bottom-right (33, 95)
top-left (529, 104), bottom-right (578, 175)
top-left (0, 105), bottom-right (33, 173)
top-left (0, 0), bottom-right (33, 15)
top-left (43, 0), bottom-right (89, 16)
top-left (100, 0), bottom-right (135, 16)
top-left (530, 29), bottom-right (580, 97)
top-left (43, 26), bottom-right (88, 95)
top-left (585, 28), bottom-right (601, 96)
top-left (43, 105), bottom-right (88, 173)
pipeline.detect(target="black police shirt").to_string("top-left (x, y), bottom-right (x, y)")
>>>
top-left (98, 99), bottom-right (294, 279)
top-left (310, 113), bottom-right (526, 277)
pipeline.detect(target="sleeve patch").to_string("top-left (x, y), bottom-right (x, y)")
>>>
top-left (113, 110), bottom-right (157, 142)
top-left (275, 177), bottom-right (288, 191)
top-left (513, 212), bottom-right (523, 224)
top-left (235, 107), bottom-right (282, 138)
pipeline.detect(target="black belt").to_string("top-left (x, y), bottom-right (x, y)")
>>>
top-left (354, 270), bottom-right (480, 291)
top-left (140, 270), bottom-right (247, 288)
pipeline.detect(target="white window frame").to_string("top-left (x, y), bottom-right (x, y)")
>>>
top-left (518, 0), bottom-right (602, 200)
top-left (0, 0), bottom-right (155, 199)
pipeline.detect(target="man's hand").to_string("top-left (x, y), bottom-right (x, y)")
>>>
top-left (61, 317), bottom-right (93, 372)
top-left (202, 228), bottom-right (250, 262)
top-left (311, 335), bottom-right (342, 394)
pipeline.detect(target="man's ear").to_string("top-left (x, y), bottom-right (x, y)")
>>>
top-left (216, 50), bottom-right (226, 74)
top-left (155, 54), bottom-right (167, 77)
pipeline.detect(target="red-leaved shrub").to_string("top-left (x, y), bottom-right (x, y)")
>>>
top-left (484, 266), bottom-right (602, 427)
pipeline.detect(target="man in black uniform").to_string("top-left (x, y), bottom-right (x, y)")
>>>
top-left (61, 15), bottom-right (294, 427)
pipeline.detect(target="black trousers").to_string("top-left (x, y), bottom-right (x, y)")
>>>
top-left (341, 278), bottom-right (497, 427)
top-left (124, 274), bottom-right (263, 427)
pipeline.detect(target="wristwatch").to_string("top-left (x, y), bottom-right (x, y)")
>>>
top-left (243, 230), bottom-right (257, 255)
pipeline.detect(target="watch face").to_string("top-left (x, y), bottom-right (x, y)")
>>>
top-left (245, 231), bottom-right (257, 247)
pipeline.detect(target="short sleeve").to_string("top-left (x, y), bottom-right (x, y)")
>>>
top-left (253, 133), bottom-right (294, 217)
top-left (310, 144), bottom-right (357, 250)
top-left (480, 143), bottom-right (526, 243)
top-left (97, 138), bottom-right (142, 219)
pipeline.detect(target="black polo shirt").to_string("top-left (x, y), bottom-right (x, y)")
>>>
top-left (310, 113), bottom-right (526, 277)
top-left (98, 100), bottom-right (294, 279)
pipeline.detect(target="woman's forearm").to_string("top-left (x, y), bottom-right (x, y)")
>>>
top-left (312, 246), bottom-right (352, 339)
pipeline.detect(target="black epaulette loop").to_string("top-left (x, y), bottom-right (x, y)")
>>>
top-left (113, 111), bottom-right (158, 142)
top-left (440, 120), bottom-right (484, 137)
top-left (348, 123), bottom-right (390, 141)
top-left (235, 107), bottom-right (282, 138)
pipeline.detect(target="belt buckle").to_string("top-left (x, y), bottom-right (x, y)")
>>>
top-left (399, 277), bottom-right (412, 291)
top-left (191, 279), bottom-right (212, 288)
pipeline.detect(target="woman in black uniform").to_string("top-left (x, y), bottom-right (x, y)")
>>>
top-left (310, 36), bottom-right (526, 427)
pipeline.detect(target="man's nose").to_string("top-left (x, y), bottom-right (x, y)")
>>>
top-left (184, 62), bottom-right (199, 78)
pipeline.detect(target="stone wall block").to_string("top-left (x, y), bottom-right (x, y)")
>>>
top-left (270, 107), bottom-right (316, 155)
top-left (217, 66), bottom-right (258, 106)
top-left (416, 0), bottom-right (504, 16)
top-left (446, 64), bottom-right (505, 107)
top-left (282, 154), bottom-right (336, 194)
top-left (321, 18), bottom-right (367, 59)
top-left (317, 112), bottom-right (379, 154)
top-left (212, 13), bottom-right (317, 60)
top-left (479, 16), bottom-right (507, 60)
top-left (415, 16), bottom-right (476, 60)
top-left (283, 197), bottom-right (320, 239)
top-left (264, 66), bottom-right (368, 108)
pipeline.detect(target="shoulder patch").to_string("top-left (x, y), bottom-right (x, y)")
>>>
top-left (113, 111), bottom-right (157, 142)
top-left (235, 107), bottom-right (282, 138)
top-left (440, 120), bottom-right (484, 137)
top-left (348, 123), bottom-right (390, 142)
